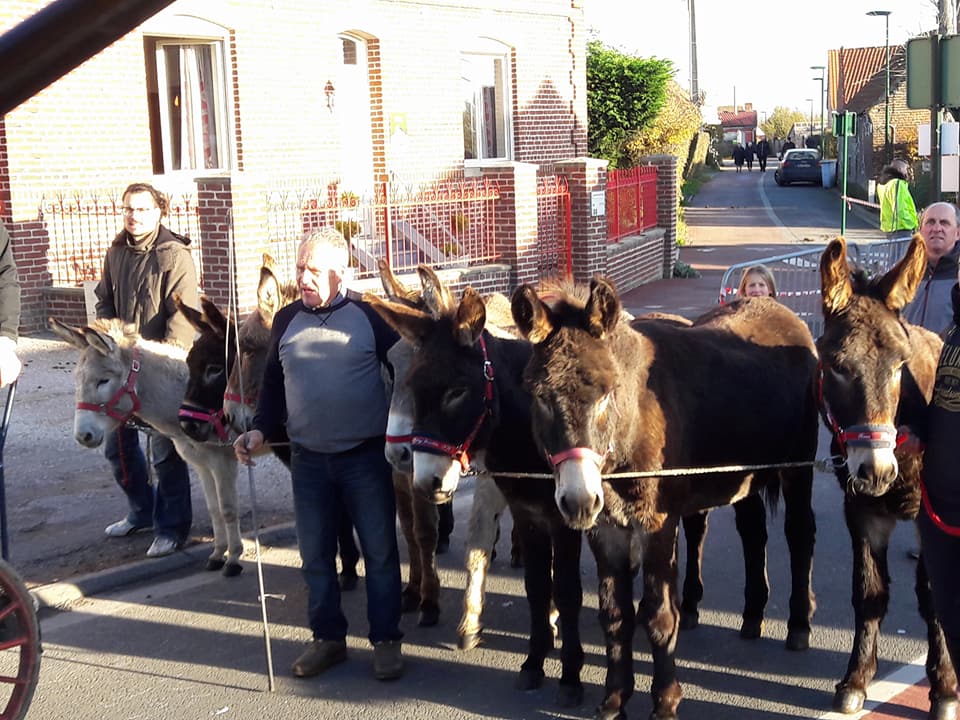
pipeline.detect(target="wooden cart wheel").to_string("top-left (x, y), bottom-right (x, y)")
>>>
top-left (0, 558), bottom-right (40, 720)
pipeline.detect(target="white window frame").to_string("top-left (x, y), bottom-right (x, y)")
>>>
top-left (462, 39), bottom-right (513, 165)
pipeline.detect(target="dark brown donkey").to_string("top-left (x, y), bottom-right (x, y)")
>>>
top-left (511, 279), bottom-right (819, 720)
top-left (817, 235), bottom-right (957, 720)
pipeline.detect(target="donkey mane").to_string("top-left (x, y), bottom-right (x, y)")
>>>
top-left (90, 318), bottom-right (188, 362)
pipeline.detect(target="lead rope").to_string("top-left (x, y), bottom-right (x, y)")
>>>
top-left (489, 457), bottom-right (839, 481)
top-left (225, 209), bottom-right (276, 692)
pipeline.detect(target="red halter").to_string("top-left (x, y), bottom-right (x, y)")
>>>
top-left (76, 346), bottom-right (142, 424)
top-left (548, 446), bottom-right (606, 469)
top-left (410, 335), bottom-right (494, 473)
top-left (177, 404), bottom-right (231, 442)
top-left (816, 361), bottom-right (903, 457)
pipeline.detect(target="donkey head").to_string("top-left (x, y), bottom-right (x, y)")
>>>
top-left (49, 317), bottom-right (136, 448)
top-left (368, 280), bottom-right (490, 503)
top-left (816, 234), bottom-right (927, 496)
top-left (511, 276), bottom-right (622, 529)
top-left (222, 255), bottom-right (298, 433)
top-left (177, 295), bottom-right (235, 442)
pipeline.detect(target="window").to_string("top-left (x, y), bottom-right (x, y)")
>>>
top-left (461, 48), bottom-right (512, 162)
top-left (145, 37), bottom-right (230, 174)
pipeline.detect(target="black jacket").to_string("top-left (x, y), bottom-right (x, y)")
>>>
top-left (0, 222), bottom-right (20, 342)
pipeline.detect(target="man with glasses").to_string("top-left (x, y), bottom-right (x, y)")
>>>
top-left (94, 182), bottom-right (198, 558)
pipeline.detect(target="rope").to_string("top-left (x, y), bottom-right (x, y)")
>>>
top-left (484, 457), bottom-right (843, 481)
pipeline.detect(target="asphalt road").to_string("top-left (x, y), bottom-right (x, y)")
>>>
top-left (14, 161), bottom-right (938, 720)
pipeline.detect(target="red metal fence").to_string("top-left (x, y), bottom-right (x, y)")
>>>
top-left (265, 178), bottom-right (501, 279)
top-left (606, 166), bottom-right (658, 243)
top-left (536, 174), bottom-right (572, 280)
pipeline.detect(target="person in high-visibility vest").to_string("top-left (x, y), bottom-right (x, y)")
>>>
top-left (877, 159), bottom-right (919, 241)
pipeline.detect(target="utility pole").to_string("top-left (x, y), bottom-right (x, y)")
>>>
top-left (688, 0), bottom-right (700, 104)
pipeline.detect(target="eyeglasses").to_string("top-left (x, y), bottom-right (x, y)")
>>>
top-left (121, 206), bottom-right (158, 216)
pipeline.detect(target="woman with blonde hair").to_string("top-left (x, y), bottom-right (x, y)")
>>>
top-left (737, 264), bottom-right (777, 298)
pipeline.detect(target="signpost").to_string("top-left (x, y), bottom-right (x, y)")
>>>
top-left (834, 111), bottom-right (857, 234)
top-left (907, 35), bottom-right (945, 198)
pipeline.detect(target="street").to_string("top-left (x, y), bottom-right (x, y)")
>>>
top-left (16, 162), bottom-right (938, 720)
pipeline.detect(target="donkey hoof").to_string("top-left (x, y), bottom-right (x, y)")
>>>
top-left (556, 681), bottom-right (584, 708)
top-left (418, 606), bottom-right (440, 627)
top-left (785, 628), bottom-right (810, 651)
top-left (739, 618), bottom-right (763, 640)
top-left (832, 686), bottom-right (866, 714)
top-left (400, 590), bottom-right (420, 614)
top-left (679, 610), bottom-right (699, 631)
top-left (594, 703), bottom-right (627, 720)
top-left (930, 696), bottom-right (958, 720)
top-left (515, 667), bottom-right (545, 691)
top-left (205, 558), bottom-right (226, 572)
top-left (458, 630), bottom-right (482, 651)
top-left (221, 562), bottom-right (243, 578)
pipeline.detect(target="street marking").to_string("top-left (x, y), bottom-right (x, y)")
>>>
top-left (815, 656), bottom-right (927, 719)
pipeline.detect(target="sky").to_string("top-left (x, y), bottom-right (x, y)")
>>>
top-left (583, 0), bottom-right (941, 123)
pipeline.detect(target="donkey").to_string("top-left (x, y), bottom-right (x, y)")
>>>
top-left (366, 283), bottom-right (587, 708)
top-left (510, 279), bottom-right (819, 720)
top-left (817, 235), bottom-right (957, 719)
top-left (376, 263), bottom-right (524, 650)
top-left (49, 317), bottom-right (244, 576)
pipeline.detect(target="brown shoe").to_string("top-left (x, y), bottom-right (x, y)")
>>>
top-left (291, 639), bottom-right (347, 678)
top-left (373, 640), bottom-right (404, 681)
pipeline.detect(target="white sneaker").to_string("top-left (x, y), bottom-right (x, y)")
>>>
top-left (104, 518), bottom-right (148, 538)
top-left (146, 536), bottom-right (181, 558)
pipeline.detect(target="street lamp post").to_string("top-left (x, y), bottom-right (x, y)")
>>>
top-left (811, 65), bottom-right (825, 156)
top-left (806, 98), bottom-right (814, 147)
top-left (867, 10), bottom-right (892, 163)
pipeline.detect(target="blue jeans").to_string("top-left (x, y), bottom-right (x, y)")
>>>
top-left (290, 438), bottom-right (402, 645)
top-left (104, 426), bottom-right (192, 543)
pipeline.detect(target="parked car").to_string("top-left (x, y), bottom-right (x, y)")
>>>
top-left (775, 149), bottom-right (822, 186)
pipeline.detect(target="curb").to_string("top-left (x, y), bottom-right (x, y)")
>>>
top-left (32, 522), bottom-right (298, 610)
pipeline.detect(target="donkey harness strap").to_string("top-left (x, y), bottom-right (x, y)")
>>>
top-left (76, 345), bottom-right (142, 424)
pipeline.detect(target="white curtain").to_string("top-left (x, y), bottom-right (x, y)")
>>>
top-left (178, 46), bottom-right (218, 170)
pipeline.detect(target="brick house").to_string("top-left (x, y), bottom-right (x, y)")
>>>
top-left (828, 44), bottom-right (929, 198)
top-left (0, 0), bottom-right (678, 333)
top-left (718, 105), bottom-right (758, 146)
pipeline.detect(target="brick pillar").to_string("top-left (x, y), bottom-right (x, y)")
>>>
top-left (478, 161), bottom-right (539, 287)
top-left (554, 157), bottom-right (608, 283)
top-left (643, 154), bottom-right (678, 278)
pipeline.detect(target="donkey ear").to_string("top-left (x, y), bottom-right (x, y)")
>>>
top-left (876, 232), bottom-right (928, 312)
top-left (378, 258), bottom-right (418, 304)
top-left (82, 326), bottom-right (117, 356)
top-left (454, 288), bottom-right (486, 347)
top-left (585, 276), bottom-right (622, 338)
top-left (820, 236), bottom-right (853, 316)
top-left (48, 317), bottom-right (87, 349)
top-left (257, 263), bottom-right (283, 317)
top-left (365, 293), bottom-right (435, 347)
top-left (511, 284), bottom-right (554, 344)
top-left (199, 296), bottom-right (229, 337)
top-left (417, 265), bottom-right (455, 318)
top-left (261, 252), bottom-right (277, 273)
top-left (175, 294), bottom-right (208, 334)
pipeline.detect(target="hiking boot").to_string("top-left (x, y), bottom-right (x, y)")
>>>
top-left (291, 639), bottom-right (347, 678)
top-left (373, 640), bottom-right (404, 681)
top-left (104, 518), bottom-right (149, 538)
top-left (145, 536), bottom-right (181, 558)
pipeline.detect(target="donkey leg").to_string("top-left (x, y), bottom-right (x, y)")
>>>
top-left (638, 521), bottom-right (683, 720)
top-left (214, 454), bottom-right (243, 578)
top-left (552, 522), bottom-right (585, 708)
top-left (915, 515), bottom-right (959, 720)
top-left (196, 468), bottom-right (228, 572)
top-left (833, 498), bottom-right (894, 714)
top-left (411, 487), bottom-right (441, 627)
top-left (782, 468), bottom-right (816, 651)
top-left (514, 512), bottom-right (554, 692)
top-left (589, 522), bottom-right (637, 720)
top-left (732, 493), bottom-right (769, 640)
top-left (459, 473), bottom-right (505, 650)
top-left (392, 470), bottom-right (423, 614)
top-left (678, 511), bottom-right (706, 631)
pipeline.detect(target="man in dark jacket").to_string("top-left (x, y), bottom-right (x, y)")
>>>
top-left (755, 136), bottom-right (771, 172)
top-left (0, 221), bottom-right (21, 388)
top-left (94, 182), bottom-right (199, 558)
top-left (779, 136), bottom-right (796, 160)
top-left (904, 202), bottom-right (960, 336)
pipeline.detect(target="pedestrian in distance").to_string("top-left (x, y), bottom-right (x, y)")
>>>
top-left (233, 227), bottom-right (405, 682)
top-left (877, 159), bottom-right (919, 241)
top-left (745, 141), bottom-right (755, 171)
top-left (903, 201), bottom-right (960, 336)
top-left (733, 142), bottom-right (746, 173)
top-left (0, 220), bottom-right (22, 389)
top-left (95, 182), bottom-right (198, 559)
top-left (737, 264), bottom-right (777, 298)
top-left (755, 136), bottom-right (771, 172)
top-left (779, 136), bottom-right (796, 161)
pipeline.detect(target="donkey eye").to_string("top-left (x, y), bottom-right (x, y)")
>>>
top-left (96, 378), bottom-right (110, 388)
top-left (203, 364), bottom-right (225, 383)
top-left (443, 386), bottom-right (469, 407)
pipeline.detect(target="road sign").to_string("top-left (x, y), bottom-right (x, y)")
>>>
top-left (907, 36), bottom-right (938, 108)
top-left (831, 111), bottom-right (857, 137)
top-left (942, 35), bottom-right (960, 106)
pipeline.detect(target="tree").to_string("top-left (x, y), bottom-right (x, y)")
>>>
top-left (761, 106), bottom-right (806, 141)
top-left (625, 79), bottom-right (702, 166)
top-left (587, 40), bottom-right (673, 168)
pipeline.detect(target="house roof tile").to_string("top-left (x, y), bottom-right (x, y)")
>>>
top-left (828, 45), bottom-right (905, 113)
top-left (718, 108), bottom-right (758, 128)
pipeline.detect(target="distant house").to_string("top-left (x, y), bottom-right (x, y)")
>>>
top-left (718, 105), bottom-right (759, 145)
top-left (828, 44), bottom-right (928, 198)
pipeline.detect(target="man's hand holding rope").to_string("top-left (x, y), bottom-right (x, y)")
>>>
top-left (234, 429), bottom-right (265, 466)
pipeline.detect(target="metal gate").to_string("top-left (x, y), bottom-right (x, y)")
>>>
top-left (535, 174), bottom-right (571, 280)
